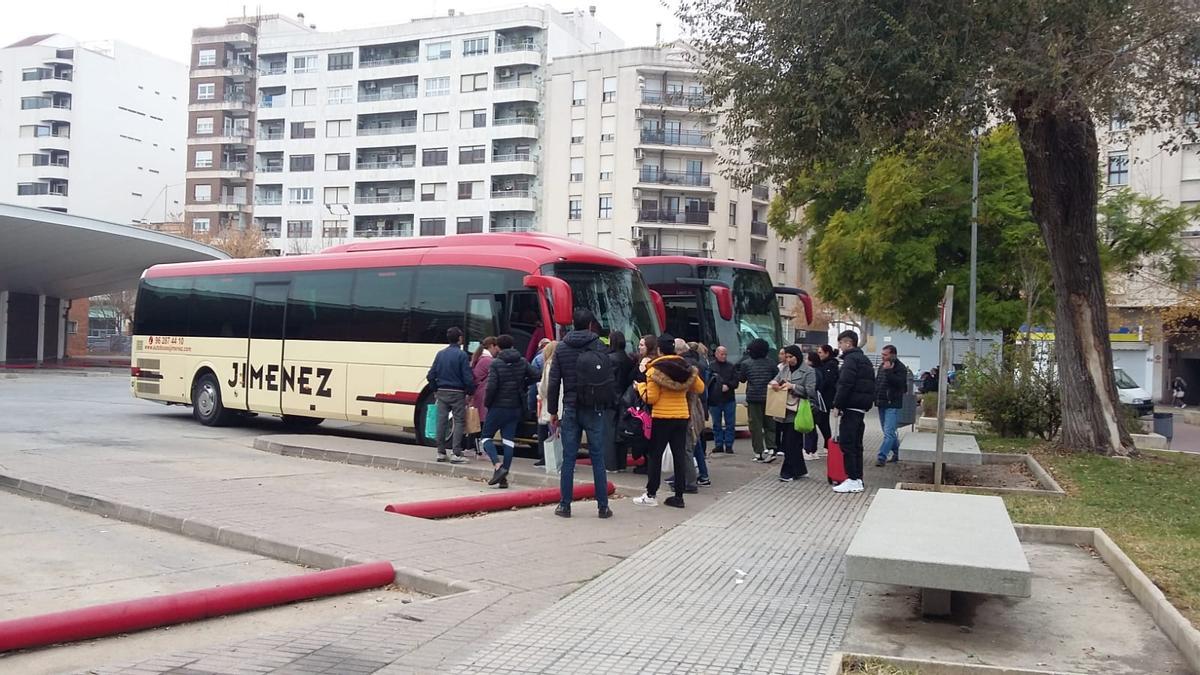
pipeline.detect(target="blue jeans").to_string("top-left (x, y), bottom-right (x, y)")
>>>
top-left (693, 439), bottom-right (709, 480)
top-left (559, 405), bottom-right (609, 510)
top-left (481, 406), bottom-right (522, 470)
top-left (710, 400), bottom-right (736, 448)
top-left (876, 406), bottom-right (900, 461)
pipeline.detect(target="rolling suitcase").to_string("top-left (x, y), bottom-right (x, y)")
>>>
top-left (827, 438), bottom-right (848, 485)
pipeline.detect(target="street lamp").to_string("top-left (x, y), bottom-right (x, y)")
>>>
top-left (968, 127), bottom-right (982, 359)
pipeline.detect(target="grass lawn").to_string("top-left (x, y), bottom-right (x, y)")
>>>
top-left (1004, 447), bottom-right (1200, 626)
top-left (975, 435), bottom-right (1044, 453)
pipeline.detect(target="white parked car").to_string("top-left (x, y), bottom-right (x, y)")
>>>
top-left (1114, 368), bottom-right (1153, 417)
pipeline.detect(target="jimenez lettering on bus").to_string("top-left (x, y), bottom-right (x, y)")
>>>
top-left (228, 363), bottom-right (333, 398)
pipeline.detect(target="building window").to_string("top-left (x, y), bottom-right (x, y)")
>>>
top-left (322, 220), bottom-right (348, 238)
top-left (196, 83), bottom-right (215, 100)
top-left (422, 148), bottom-right (449, 166)
top-left (197, 49), bottom-right (216, 67)
top-left (287, 220), bottom-right (313, 237)
top-left (192, 217), bottom-right (210, 232)
top-left (459, 145), bottom-right (486, 164)
top-left (572, 80), bottom-right (586, 106)
top-left (1110, 113), bottom-right (1129, 131)
top-left (729, 201), bottom-right (737, 226)
top-left (193, 150), bottom-right (213, 168)
top-left (327, 85), bottom-right (353, 105)
top-left (324, 186), bottom-right (351, 205)
top-left (194, 184), bottom-right (212, 202)
top-left (460, 109), bottom-right (487, 128)
top-left (425, 76), bottom-right (450, 97)
top-left (291, 88), bottom-right (317, 106)
top-left (461, 73), bottom-right (488, 92)
top-left (598, 195), bottom-right (613, 219)
top-left (288, 187), bottom-right (314, 204)
top-left (420, 218), bottom-right (446, 236)
top-left (195, 117), bottom-right (214, 135)
top-left (325, 153), bottom-right (350, 171)
top-left (292, 55), bottom-right (318, 73)
top-left (568, 198), bottom-right (582, 220)
top-left (290, 121), bottom-right (316, 139)
top-left (601, 116), bottom-right (615, 141)
top-left (1107, 151), bottom-right (1129, 186)
top-left (463, 37), bottom-right (489, 56)
top-left (421, 183), bottom-right (447, 201)
top-left (426, 41), bottom-right (451, 61)
top-left (570, 157), bottom-right (584, 182)
top-left (599, 155), bottom-right (614, 181)
top-left (325, 119), bottom-right (352, 137)
top-left (457, 216), bottom-right (484, 234)
top-left (327, 52), bottom-right (353, 71)
top-left (289, 154), bottom-right (315, 171)
top-left (458, 181), bottom-right (482, 199)
top-left (423, 111), bottom-right (450, 131)
top-left (602, 76), bottom-right (616, 102)
top-left (571, 119), bottom-right (584, 144)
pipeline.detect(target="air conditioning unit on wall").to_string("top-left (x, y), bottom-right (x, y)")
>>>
top-left (635, 149), bottom-right (644, 161)
top-left (701, 240), bottom-right (715, 251)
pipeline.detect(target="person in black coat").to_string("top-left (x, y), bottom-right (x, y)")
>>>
top-left (606, 331), bottom-right (636, 471)
top-left (481, 334), bottom-right (537, 487)
top-left (737, 338), bottom-right (779, 461)
top-left (831, 330), bottom-right (874, 493)
top-left (812, 344), bottom-right (839, 455)
top-left (873, 345), bottom-right (910, 466)
top-left (708, 345), bottom-right (740, 454)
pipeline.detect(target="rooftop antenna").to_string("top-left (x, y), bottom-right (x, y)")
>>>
top-left (655, 22), bottom-right (662, 47)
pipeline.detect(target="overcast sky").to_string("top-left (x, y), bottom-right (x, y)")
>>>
top-left (1, 0), bottom-right (682, 62)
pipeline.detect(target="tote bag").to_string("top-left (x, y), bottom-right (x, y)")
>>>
top-left (793, 399), bottom-right (815, 433)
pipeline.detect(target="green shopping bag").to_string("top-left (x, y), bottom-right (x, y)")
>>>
top-left (793, 398), bottom-right (814, 433)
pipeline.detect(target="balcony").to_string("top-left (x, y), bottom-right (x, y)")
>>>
top-left (191, 61), bottom-right (254, 79)
top-left (638, 167), bottom-right (712, 188)
top-left (492, 152), bottom-right (531, 163)
top-left (355, 193), bottom-right (413, 204)
top-left (360, 55), bottom-right (419, 68)
top-left (752, 184), bottom-right (770, 201)
top-left (750, 220), bottom-right (769, 238)
top-left (257, 165), bottom-right (283, 173)
top-left (638, 244), bottom-right (710, 258)
top-left (357, 159), bottom-right (415, 170)
top-left (192, 30), bottom-right (253, 45)
top-left (639, 129), bottom-right (711, 148)
top-left (189, 93), bottom-right (253, 112)
top-left (255, 195), bottom-right (283, 205)
top-left (491, 189), bottom-right (532, 199)
top-left (640, 90), bottom-right (712, 108)
top-left (496, 42), bottom-right (540, 54)
top-left (357, 126), bottom-right (417, 137)
top-left (358, 87), bottom-right (417, 103)
top-left (258, 130), bottom-right (284, 140)
top-left (637, 209), bottom-right (711, 226)
top-left (750, 254), bottom-right (767, 267)
top-left (494, 116), bottom-right (537, 127)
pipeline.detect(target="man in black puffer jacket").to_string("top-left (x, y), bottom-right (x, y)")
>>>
top-left (737, 338), bottom-right (779, 462)
top-left (831, 330), bottom-right (874, 494)
top-left (482, 334), bottom-right (538, 488)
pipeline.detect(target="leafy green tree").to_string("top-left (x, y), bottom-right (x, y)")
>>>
top-left (678, 0), bottom-right (1200, 454)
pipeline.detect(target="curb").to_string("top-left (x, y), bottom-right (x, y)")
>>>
top-left (253, 437), bottom-right (645, 498)
top-left (1013, 524), bottom-right (1200, 673)
top-left (0, 473), bottom-right (474, 599)
top-left (827, 652), bottom-right (1078, 674)
top-left (896, 453), bottom-right (1065, 498)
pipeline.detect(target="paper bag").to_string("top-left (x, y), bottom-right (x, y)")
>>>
top-left (466, 406), bottom-right (481, 434)
top-left (765, 387), bottom-right (788, 419)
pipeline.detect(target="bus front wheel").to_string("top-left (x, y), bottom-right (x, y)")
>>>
top-left (192, 372), bottom-right (234, 427)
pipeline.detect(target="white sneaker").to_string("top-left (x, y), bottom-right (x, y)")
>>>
top-left (848, 479), bottom-right (865, 493)
top-left (832, 480), bottom-right (856, 493)
top-left (633, 494), bottom-right (657, 506)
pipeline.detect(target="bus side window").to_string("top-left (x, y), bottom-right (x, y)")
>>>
top-left (507, 291), bottom-right (539, 356)
top-left (351, 268), bottom-right (413, 343)
top-left (193, 276), bottom-right (251, 339)
top-left (288, 271), bottom-right (353, 341)
top-left (465, 294), bottom-right (498, 353)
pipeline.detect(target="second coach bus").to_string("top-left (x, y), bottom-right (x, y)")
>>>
top-left (131, 233), bottom-right (663, 443)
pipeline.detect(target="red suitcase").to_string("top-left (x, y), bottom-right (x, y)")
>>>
top-left (827, 439), bottom-right (848, 485)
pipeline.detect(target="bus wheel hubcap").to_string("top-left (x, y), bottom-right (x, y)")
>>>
top-left (198, 384), bottom-right (216, 417)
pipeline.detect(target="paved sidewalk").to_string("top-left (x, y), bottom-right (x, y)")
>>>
top-left (451, 471), bottom-right (877, 674)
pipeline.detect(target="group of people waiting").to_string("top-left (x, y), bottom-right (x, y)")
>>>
top-left (424, 315), bottom-right (908, 517)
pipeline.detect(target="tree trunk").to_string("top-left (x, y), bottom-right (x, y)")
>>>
top-left (1010, 93), bottom-right (1134, 455)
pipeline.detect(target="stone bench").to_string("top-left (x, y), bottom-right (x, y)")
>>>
top-left (845, 489), bottom-right (1032, 615)
top-left (899, 431), bottom-right (982, 466)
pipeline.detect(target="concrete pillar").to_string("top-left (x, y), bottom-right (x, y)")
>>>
top-left (36, 293), bottom-right (45, 364)
top-left (0, 290), bottom-right (8, 363)
top-left (58, 300), bottom-right (67, 360)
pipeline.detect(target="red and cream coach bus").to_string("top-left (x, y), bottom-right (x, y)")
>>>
top-left (131, 233), bottom-right (663, 443)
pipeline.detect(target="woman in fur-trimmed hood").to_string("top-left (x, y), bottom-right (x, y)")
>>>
top-left (633, 334), bottom-right (706, 509)
top-left (640, 349), bottom-right (704, 419)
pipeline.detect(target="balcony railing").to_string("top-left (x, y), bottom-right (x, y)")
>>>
top-left (750, 220), bottom-right (769, 237)
top-left (356, 126), bottom-right (417, 136)
top-left (491, 222), bottom-right (535, 232)
top-left (358, 88), bottom-right (417, 102)
top-left (494, 80), bottom-right (533, 90)
top-left (496, 42), bottom-right (539, 54)
top-left (258, 66), bottom-right (287, 76)
top-left (356, 227), bottom-right (412, 238)
top-left (52, 102), bottom-right (72, 110)
top-left (750, 254), bottom-right (767, 266)
top-left (219, 196), bottom-right (248, 205)
top-left (640, 90), bottom-right (712, 107)
top-left (494, 116), bottom-right (536, 126)
top-left (257, 165), bottom-right (283, 173)
top-left (360, 55), bottom-right (419, 68)
top-left (639, 129), bottom-right (711, 147)
top-left (752, 184), bottom-right (770, 200)
top-left (357, 159), bottom-right (415, 170)
top-left (638, 244), bottom-right (710, 258)
top-left (637, 209), bottom-right (711, 226)
top-left (259, 98), bottom-right (285, 109)
top-left (260, 228), bottom-right (281, 237)
top-left (492, 152), bottom-right (531, 162)
top-left (638, 168), bottom-right (711, 187)
top-left (255, 195), bottom-right (283, 205)
top-left (220, 161), bottom-right (249, 171)
top-left (259, 130), bottom-right (284, 140)
top-left (355, 194), bottom-right (414, 204)
top-left (491, 189), bottom-right (532, 199)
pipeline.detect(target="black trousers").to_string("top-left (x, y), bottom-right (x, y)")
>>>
top-left (646, 418), bottom-right (689, 499)
top-left (839, 409), bottom-right (866, 481)
top-left (813, 409), bottom-right (833, 450)
top-left (779, 423), bottom-right (809, 479)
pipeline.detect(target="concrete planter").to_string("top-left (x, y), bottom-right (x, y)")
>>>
top-left (896, 453), bottom-right (1065, 498)
top-left (917, 416), bottom-right (990, 434)
top-left (827, 652), bottom-right (1072, 674)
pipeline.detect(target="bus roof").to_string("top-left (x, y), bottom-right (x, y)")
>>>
top-left (144, 233), bottom-right (637, 279)
top-left (631, 256), bottom-right (767, 272)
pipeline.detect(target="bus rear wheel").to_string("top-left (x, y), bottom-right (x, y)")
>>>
top-left (282, 415), bottom-right (324, 428)
top-left (192, 372), bottom-right (234, 427)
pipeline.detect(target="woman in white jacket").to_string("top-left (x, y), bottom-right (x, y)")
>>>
top-left (537, 341), bottom-right (565, 471)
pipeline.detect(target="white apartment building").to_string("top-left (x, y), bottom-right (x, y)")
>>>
top-left (0, 34), bottom-right (186, 224)
top-left (184, 7), bottom-right (622, 253)
top-left (541, 43), bottom-right (808, 323)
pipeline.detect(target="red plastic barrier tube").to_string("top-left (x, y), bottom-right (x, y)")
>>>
top-left (385, 482), bottom-right (616, 519)
top-left (0, 561), bottom-right (395, 653)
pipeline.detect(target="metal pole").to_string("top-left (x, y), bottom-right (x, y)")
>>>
top-left (935, 285), bottom-right (954, 489)
top-left (968, 135), bottom-right (979, 359)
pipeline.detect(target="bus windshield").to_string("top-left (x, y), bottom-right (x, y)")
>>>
top-left (549, 263), bottom-right (659, 349)
top-left (731, 267), bottom-right (784, 354)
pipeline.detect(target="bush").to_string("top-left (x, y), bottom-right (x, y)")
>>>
top-left (958, 348), bottom-right (1061, 440)
top-left (1120, 405), bottom-right (1147, 434)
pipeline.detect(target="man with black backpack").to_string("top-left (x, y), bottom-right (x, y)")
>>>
top-left (547, 308), bottom-right (615, 519)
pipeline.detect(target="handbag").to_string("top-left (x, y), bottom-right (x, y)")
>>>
top-left (793, 398), bottom-right (815, 433)
top-left (466, 406), bottom-right (481, 434)
top-left (543, 427), bottom-right (563, 474)
top-left (765, 386), bottom-right (788, 419)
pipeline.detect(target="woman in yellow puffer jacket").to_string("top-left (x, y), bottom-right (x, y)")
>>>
top-left (634, 334), bottom-right (704, 509)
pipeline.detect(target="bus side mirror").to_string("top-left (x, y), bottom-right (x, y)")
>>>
top-left (774, 286), bottom-right (814, 325)
top-left (649, 289), bottom-right (667, 332)
top-left (524, 274), bottom-right (574, 327)
top-left (710, 286), bottom-right (733, 322)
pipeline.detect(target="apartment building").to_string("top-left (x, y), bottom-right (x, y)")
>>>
top-left (0, 34), bottom-right (186, 223)
top-left (541, 43), bottom-right (808, 323)
top-left (184, 7), bottom-right (621, 253)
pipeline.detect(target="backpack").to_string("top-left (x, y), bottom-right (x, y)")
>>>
top-left (576, 346), bottom-right (617, 408)
top-left (617, 384), bottom-right (652, 442)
